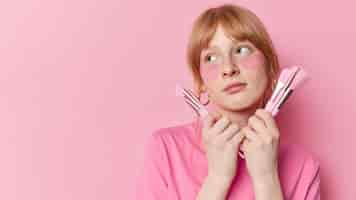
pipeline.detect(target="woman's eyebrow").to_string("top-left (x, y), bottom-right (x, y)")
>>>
top-left (202, 46), bottom-right (219, 54)
top-left (206, 45), bottom-right (220, 50)
top-left (232, 40), bottom-right (250, 45)
top-left (230, 37), bottom-right (249, 42)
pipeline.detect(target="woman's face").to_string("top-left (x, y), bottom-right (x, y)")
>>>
top-left (199, 25), bottom-right (269, 111)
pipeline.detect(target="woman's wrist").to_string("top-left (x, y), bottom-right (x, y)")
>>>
top-left (206, 173), bottom-right (233, 197)
top-left (196, 174), bottom-right (233, 200)
top-left (251, 171), bottom-right (284, 200)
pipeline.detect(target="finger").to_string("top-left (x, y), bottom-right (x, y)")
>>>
top-left (242, 126), bottom-right (262, 144)
top-left (211, 116), bottom-right (231, 135)
top-left (240, 137), bottom-right (251, 152)
top-left (201, 115), bottom-right (213, 130)
top-left (247, 115), bottom-right (273, 144)
top-left (230, 129), bottom-right (245, 147)
top-left (255, 109), bottom-right (279, 134)
top-left (218, 123), bottom-right (240, 141)
top-left (240, 135), bottom-right (247, 146)
top-left (248, 118), bottom-right (273, 144)
top-left (248, 115), bottom-right (267, 134)
top-left (202, 111), bottom-right (222, 130)
top-left (210, 110), bottom-right (223, 120)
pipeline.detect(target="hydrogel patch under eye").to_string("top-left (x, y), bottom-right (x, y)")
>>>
top-left (232, 51), bottom-right (265, 70)
top-left (200, 64), bottom-right (220, 81)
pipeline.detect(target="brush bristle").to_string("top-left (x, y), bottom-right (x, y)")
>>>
top-left (290, 67), bottom-right (309, 90)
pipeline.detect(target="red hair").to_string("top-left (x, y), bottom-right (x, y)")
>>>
top-left (186, 4), bottom-right (280, 106)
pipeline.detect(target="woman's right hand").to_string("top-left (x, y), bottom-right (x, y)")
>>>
top-left (201, 111), bottom-right (245, 183)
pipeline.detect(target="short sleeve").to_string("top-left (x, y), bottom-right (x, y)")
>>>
top-left (134, 131), bottom-right (170, 200)
top-left (290, 156), bottom-right (321, 200)
top-left (305, 168), bottom-right (320, 200)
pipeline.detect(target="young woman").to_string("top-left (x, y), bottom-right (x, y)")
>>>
top-left (136, 4), bottom-right (320, 200)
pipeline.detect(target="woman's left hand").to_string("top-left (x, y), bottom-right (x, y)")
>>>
top-left (240, 108), bottom-right (280, 183)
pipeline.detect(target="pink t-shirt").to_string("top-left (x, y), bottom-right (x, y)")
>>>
top-left (135, 118), bottom-right (321, 199)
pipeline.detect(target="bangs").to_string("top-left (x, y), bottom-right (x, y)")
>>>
top-left (218, 13), bottom-right (260, 45)
top-left (186, 4), bottom-right (280, 98)
top-left (194, 8), bottom-right (262, 53)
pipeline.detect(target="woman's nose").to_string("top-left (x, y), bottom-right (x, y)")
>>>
top-left (222, 65), bottom-right (240, 78)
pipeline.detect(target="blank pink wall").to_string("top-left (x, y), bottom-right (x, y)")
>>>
top-left (0, 0), bottom-right (354, 199)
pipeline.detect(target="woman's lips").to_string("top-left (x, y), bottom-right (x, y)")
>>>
top-left (224, 83), bottom-right (247, 94)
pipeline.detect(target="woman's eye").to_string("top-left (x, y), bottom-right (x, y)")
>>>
top-left (205, 54), bottom-right (217, 63)
top-left (235, 46), bottom-right (252, 56)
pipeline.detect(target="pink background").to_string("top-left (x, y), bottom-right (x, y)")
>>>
top-left (0, 0), bottom-right (354, 199)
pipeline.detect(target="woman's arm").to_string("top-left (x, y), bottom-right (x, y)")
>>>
top-left (252, 171), bottom-right (284, 200)
top-left (196, 174), bottom-right (233, 200)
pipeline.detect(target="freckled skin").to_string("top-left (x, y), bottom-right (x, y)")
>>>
top-left (200, 51), bottom-right (265, 82)
top-left (200, 64), bottom-right (220, 82)
top-left (235, 51), bottom-right (265, 70)
top-left (198, 25), bottom-right (269, 111)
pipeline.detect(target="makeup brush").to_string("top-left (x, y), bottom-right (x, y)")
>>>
top-left (265, 68), bottom-right (291, 113)
top-left (272, 66), bottom-right (309, 116)
top-left (175, 84), bottom-right (209, 118)
top-left (267, 66), bottom-right (300, 115)
top-left (176, 84), bottom-right (246, 158)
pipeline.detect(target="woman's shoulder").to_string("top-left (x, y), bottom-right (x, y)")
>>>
top-left (141, 121), bottom-right (197, 163)
top-left (277, 143), bottom-right (321, 198)
top-left (151, 120), bottom-right (196, 137)
top-left (146, 119), bottom-right (200, 149)
top-left (278, 142), bottom-right (320, 175)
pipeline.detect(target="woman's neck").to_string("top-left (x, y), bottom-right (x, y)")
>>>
top-left (212, 99), bottom-right (264, 127)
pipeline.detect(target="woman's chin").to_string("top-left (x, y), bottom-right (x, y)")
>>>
top-left (212, 91), bottom-right (262, 111)
top-left (218, 99), bottom-right (249, 111)
top-left (220, 96), bottom-right (259, 111)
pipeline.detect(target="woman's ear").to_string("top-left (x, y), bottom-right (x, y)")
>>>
top-left (201, 84), bottom-right (207, 92)
top-left (193, 80), bottom-right (205, 94)
top-left (192, 83), bottom-right (200, 96)
top-left (198, 84), bottom-right (208, 95)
